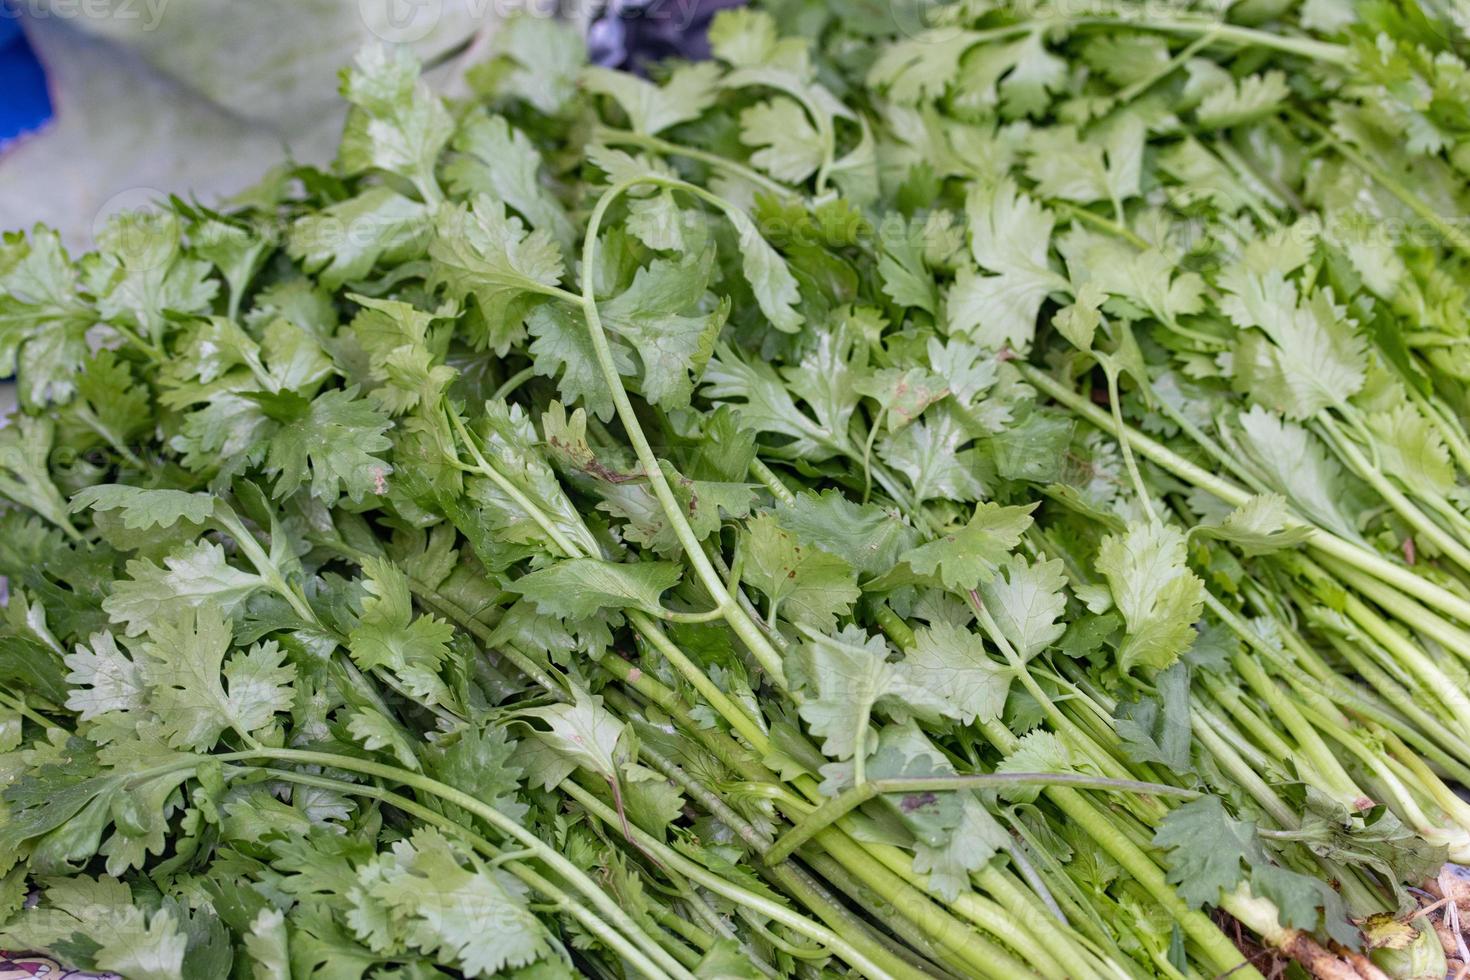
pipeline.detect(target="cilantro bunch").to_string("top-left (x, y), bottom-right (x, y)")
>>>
top-left (3, 2), bottom-right (1470, 978)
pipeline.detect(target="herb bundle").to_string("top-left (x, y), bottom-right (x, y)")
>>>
top-left (3, 2), bottom-right (1470, 978)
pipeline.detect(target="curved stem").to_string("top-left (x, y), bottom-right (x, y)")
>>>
top-left (448, 409), bottom-right (586, 559)
top-left (257, 768), bottom-right (675, 980)
top-left (594, 127), bottom-right (796, 199)
top-left (239, 748), bottom-right (694, 980)
top-left (580, 176), bottom-right (789, 686)
top-left (491, 365), bottom-right (538, 402)
top-left (1102, 358), bottom-right (1155, 523)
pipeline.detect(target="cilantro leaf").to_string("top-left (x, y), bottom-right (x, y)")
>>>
top-left (429, 196), bottom-right (566, 355)
top-left (140, 604), bottom-right (295, 750)
top-left (795, 626), bottom-right (952, 762)
top-left (510, 558), bottom-right (682, 621)
top-left (741, 512), bottom-right (860, 630)
top-left (901, 502), bottom-right (1035, 592)
top-left (947, 180), bottom-right (1069, 350)
top-left (1097, 522), bottom-right (1205, 674)
top-left (905, 620), bottom-right (1011, 725)
top-left (103, 541), bottom-right (269, 638)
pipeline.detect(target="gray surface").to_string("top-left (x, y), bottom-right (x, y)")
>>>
top-left (0, 0), bottom-right (495, 248)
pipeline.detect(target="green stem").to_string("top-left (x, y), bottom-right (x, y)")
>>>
top-left (258, 768), bottom-right (671, 979)
top-left (1052, 200), bottom-right (1150, 250)
top-left (768, 773), bottom-right (1197, 864)
top-left (491, 365), bottom-right (538, 402)
top-left (594, 127), bottom-right (795, 199)
top-left (1206, 594), bottom-right (1365, 801)
top-left (1019, 363), bottom-right (1470, 626)
top-left (881, 607), bottom-right (1258, 979)
top-left (558, 780), bottom-right (907, 980)
top-left (1103, 358), bottom-right (1155, 524)
top-left (581, 176), bottom-right (788, 687)
top-left (1287, 108), bottom-right (1470, 259)
top-left (239, 748), bottom-right (695, 980)
top-left (1314, 551), bottom-right (1470, 669)
top-left (1318, 413), bottom-right (1470, 575)
top-left (1007, 737), bottom-right (1262, 979)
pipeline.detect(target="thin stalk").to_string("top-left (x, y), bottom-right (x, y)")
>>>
top-left (1314, 552), bottom-right (1470, 669)
top-left (876, 608), bottom-right (1260, 979)
top-left (237, 748), bottom-right (694, 980)
top-left (491, 365), bottom-right (538, 402)
top-left (581, 176), bottom-right (788, 686)
top-left (258, 768), bottom-right (672, 980)
top-left (861, 843), bottom-right (1081, 980)
top-left (594, 127), bottom-right (795, 199)
top-left (1287, 108), bottom-right (1470, 260)
top-left (1103, 359), bottom-right (1156, 524)
top-left (1318, 413), bottom-right (1470, 575)
top-left (1018, 362), bottom-right (1470, 625)
top-left (1200, 673), bottom-right (1298, 763)
top-left (1053, 200), bottom-right (1150, 249)
top-left (794, 828), bottom-right (1039, 980)
top-left (1190, 708), bottom-right (1299, 829)
top-left (767, 773), bottom-right (1198, 863)
top-left (603, 652), bottom-right (1065, 978)
top-left (1206, 594), bottom-right (1365, 800)
top-left (1313, 630), bottom-right (1470, 780)
top-left (448, 409), bottom-right (588, 559)
top-left (1030, 752), bottom-right (1263, 979)
top-left (559, 781), bottom-right (912, 980)
top-left (749, 457), bottom-right (797, 506)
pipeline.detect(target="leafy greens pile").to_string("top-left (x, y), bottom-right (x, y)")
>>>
top-left (4, 1), bottom-right (1470, 977)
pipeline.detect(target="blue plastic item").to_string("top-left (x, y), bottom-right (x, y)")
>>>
top-left (0, 9), bottom-right (53, 151)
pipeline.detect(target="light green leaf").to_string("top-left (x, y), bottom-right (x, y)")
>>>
top-left (64, 631), bottom-right (147, 723)
top-left (141, 604), bottom-right (295, 750)
top-left (263, 387), bottom-right (393, 503)
top-left (338, 44), bottom-right (453, 196)
top-left (739, 97), bottom-right (823, 183)
top-left (948, 180), bottom-right (1069, 350)
top-left (1195, 71), bottom-right (1290, 129)
top-left (429, 196), bottom-right (566, 355)
top-left (518, 686), bottom-right (628, 787)
top-left (444, 111), bottom-right (575, 251)
top-left (583, 62), bottom-right (723, 135)
top-left (905, 620), bottom-right (1011, 725)
top-left (355, 828), bottom-right (547, 974)
top-left (795, 625), bottom-right (952, 762)
top-left (70, 485), bottom-right (215, 530)
top-left (741, 512), bottom-right (861, 630)
top-left (1096, 522), bottom-right (1205, 674)
top-left (901, 502), bottom-right (1035, 591)
top-left (288, 187), bottom-right (430, 290)
top-left (1192, 493), bottom-right (1313, 556)
top-left (878, 406), bottom-right (987, 505)
top-left (777, 489), bottom-right (918, 579)
top-left (1366, 403), bottom-right (1456, 497)
top-left (975, 554), bottom-right (1068, 660)
top-left (726, 206), bottom-right (803, 333)
top-left (348, 557), bottom-right (454, 706)
top-left (104, 541), bottom-right (269, 638)
top-left (511, 558), bottom-right (681, 621)
top-left (600, 248), bottom-right (730, 412)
